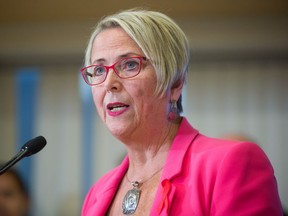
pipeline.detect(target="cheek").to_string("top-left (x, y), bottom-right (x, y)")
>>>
top-left (92, 89), bottom-right (104, 114)
top-left (132, 84), bottom-right (160, 112)
top-left (132, 76), bottom-right (157, 97)
top-left (134, 88), bottom-right (145, 97)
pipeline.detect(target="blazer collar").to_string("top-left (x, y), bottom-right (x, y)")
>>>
top-left (162, 117), bottom-right (199, 180)
top-left (151, 117), bottom-right (199, 215)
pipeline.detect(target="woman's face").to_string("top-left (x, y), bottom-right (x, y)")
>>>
top-left (0, 172), bottom-right (29, 216)
top-left (90, 27), bottom-right (169, 141)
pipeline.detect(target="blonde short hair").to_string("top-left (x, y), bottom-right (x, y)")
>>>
top-left (84, 9), bottom-right (190, 112)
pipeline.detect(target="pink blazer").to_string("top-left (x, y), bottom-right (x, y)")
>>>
top-left (82, 118), bottom-right (283, 215)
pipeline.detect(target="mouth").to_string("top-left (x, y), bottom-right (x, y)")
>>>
top-left (107, 103), bottom-right (129, 112)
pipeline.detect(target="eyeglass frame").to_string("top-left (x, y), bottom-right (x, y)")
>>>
top-left (80, 56), bottom-right (147, 86)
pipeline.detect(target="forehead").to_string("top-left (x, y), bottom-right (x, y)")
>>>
top-left (0, 173), bottom-right (21, 190)
top-left (91, 27), bottom-right (143, 62)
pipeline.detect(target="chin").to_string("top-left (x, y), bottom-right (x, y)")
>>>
top-left (108, 125), bottom-right (132, 140)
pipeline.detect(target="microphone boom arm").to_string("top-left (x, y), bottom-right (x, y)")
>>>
top-left (0, 148), bottom-right (28, 175)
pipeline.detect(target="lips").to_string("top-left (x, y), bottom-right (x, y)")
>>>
top-left (106, 102), bottom-right (129, 116)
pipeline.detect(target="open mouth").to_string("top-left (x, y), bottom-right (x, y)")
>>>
top-left (107, 103), bottom-right (129, 112)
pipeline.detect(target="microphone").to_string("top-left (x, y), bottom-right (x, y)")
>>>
top-left (0, 136), bottom-right (47, 175)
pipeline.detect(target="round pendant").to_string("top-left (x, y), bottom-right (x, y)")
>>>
top-left (122, 188), bottom-right (141, 215)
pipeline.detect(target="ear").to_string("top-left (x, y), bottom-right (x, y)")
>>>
top-left (170, 79), bottom-right (184, 101)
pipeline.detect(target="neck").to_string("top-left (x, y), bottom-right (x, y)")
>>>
top-left (125, 117), bottom-right (181, 180)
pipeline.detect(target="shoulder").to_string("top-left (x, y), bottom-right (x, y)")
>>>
top-left (188, 134), bottom-right (274, 175)
top-left (190, 135), bottom-right (278, 195)
top-left (193, 134), bottom-right (267, 159)
top-left (176, 118), bottom-right (266, 160)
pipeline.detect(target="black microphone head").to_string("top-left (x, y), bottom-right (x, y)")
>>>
top-left (21, 136), bottom-right (47, 157)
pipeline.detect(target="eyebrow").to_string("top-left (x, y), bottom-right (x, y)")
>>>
top-left (91, 52), bottom-right (143, 65)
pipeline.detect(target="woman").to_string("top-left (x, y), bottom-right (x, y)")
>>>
top-left (0, 167), bottom-right (30, 216)
top-left (80, 9), bottom-right (282, 215)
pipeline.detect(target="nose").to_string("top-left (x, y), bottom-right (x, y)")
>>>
top-left (103, 68), bottom-right (121, 92)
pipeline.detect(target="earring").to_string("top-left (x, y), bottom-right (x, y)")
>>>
top-left (168, 100), bottom-right (178, 121)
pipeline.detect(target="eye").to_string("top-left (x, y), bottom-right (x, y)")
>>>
top-left (0, 189), bottom-right (15, 198)
top-left (93, 66), bottom-right (106, 76)
top-left (121, 59), bottom-right (140, 72)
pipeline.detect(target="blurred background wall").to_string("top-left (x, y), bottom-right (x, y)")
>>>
top-left (0, 0), bottom-right (287, 215)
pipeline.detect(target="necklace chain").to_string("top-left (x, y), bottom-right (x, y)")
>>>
top-left (125, 166), bottom-right (163, 186)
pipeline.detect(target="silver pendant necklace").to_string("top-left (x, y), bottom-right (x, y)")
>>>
top-left (122, 180), bottom-right (141, 215)
top-left (122, 167), bottom-right (163, 215)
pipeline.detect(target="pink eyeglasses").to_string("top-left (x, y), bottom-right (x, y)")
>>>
top-left (80, 56), bottom-right (147, 86)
